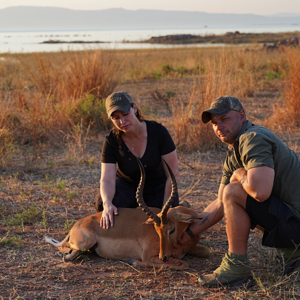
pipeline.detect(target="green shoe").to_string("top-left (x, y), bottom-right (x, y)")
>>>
top-left (198, 252), bottom-right (255, 288)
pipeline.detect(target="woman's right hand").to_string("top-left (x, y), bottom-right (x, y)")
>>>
top-left (100, 201), bottom-right (118, 229)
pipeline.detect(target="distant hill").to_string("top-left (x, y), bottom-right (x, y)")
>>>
top-left (270, 13), bottom-right (300, 18)
top-left (0, 6), bottom-right (300, 31)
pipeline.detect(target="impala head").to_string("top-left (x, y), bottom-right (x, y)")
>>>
top-left (136, 158), bottom-right (201, 262)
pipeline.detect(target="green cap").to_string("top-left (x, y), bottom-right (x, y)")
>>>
top-left (202, 96), bottom-right (244, 123)
top-left (106, 91), bottom-right (133, 117)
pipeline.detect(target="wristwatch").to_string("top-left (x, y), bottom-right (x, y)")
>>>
top-left (185, 226), bottom-right (195, 238)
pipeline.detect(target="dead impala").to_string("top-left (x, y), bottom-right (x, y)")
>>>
top-left (45, 158), bottom-right (209, 269)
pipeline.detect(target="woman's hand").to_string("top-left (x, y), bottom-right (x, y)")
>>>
top-left (100, 202), bottom-right (118, 229)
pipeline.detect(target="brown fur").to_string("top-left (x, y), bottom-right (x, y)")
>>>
top-left (45, 206), bottom-right (210, 269)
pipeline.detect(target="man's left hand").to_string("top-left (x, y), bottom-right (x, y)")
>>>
top-left (230, 168), bottom-right (247, 183)
top-left (174, 231), bottom-right (191, 248)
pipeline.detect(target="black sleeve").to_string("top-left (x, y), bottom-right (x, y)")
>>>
top-left (101, 131), bottom-right (118, 164)
top-left (156, 123), bottom-right (176, 155)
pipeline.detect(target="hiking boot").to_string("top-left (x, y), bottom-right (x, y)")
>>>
top-left (198, 252), bottom-right (255, 288)
top-left (276, 248), bottom-right (300, 276)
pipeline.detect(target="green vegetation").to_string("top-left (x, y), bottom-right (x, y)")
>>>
top-left (2, 203), bottom-right (39, 227)
top-left (141, 31), bottom-right (300, 45)
top-left (0, 236), bottom-right (23, 248)
top-left (64, 219), bottom-right (75, 233)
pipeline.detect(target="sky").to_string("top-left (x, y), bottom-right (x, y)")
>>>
top-left (1, 0), bottom-right (300, 16)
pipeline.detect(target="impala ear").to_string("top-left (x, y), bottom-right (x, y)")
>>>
top-left (144, 218), bottom-right (156, 225)
top-left (173, 212), bottom-right (202, 223)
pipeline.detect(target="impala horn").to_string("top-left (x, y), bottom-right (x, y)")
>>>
top-left (136, 158), bottom-right (161, 225)
top-left (160, 159), bottom-right (178, 224)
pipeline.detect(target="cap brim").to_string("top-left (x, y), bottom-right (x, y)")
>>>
top-left (201, 108), bottom-right (230, 123)
top-left (107, 104), bottom-right (131, 117)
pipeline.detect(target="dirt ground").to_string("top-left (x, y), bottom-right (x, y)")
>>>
top-left (1, 77), bottom-right (299, 299)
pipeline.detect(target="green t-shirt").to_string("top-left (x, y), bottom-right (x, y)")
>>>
top-left (221, 120), bottom-right (300, 219)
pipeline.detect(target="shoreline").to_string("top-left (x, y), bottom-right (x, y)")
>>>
top-left (135, 31), bottom-right (300, 45)
top-left (40, 31), bottom-right (300, 46)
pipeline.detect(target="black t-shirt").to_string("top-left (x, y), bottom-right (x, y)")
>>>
top-left (101, 120), bottom-right (176, 192)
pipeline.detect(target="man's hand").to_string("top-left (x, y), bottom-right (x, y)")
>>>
top-left (230, 168), bottom-right (247, 183)
top-left (173, 230), bottom-right (191, 248)
top-left (230, 166), bottom-right (274, 201)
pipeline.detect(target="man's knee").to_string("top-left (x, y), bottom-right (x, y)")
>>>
top-left (223, 182), bottom-right (247, 207)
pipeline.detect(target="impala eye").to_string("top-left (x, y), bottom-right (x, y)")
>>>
top-left (169, 228), bottom-right (175, 235)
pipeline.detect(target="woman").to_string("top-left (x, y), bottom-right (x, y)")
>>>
top-left (96, 91), bottom-right (179, 229)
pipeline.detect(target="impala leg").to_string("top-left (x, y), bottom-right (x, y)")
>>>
top-left (64, 250), bottom-right (81, 262)
top-left (58, 245), bottom-right (72, 254)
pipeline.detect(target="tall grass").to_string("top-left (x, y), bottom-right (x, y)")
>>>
top-left (0, 49), bottom-right (119, 164)
top-left (0, 46), bottom-right (293, 163)
top-left (267, 48), bottom-right (300, 127)
top-left (31, 50), bottom-right (120, 100)
top-left (171, 50), bottom-right (262, 151)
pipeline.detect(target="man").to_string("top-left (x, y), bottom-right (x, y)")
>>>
top-left (178, 96), bottom-right (300, 288)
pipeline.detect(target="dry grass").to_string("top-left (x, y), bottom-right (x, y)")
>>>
top-left (0, 46), bottom-right (293, 163)
top-left (1, 45), bottom-right (300, 299)
top-left (168, 49), bottom-right (269, 151)
top-left (31, 50), bottom-right (120, 99)
top-left (1, 148), bottom-right (300, 299)
top-left (267, 47), bottom-right (300, 128)
top-left (0, 50), bottom-right (119, 165)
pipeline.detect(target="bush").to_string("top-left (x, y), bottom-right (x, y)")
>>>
top-left (62, 50), bottom-right (119, 99)
top-left (161, 64), bottom-right (174, 75)
top-left (31, 50), bottom-right (120, 100)
top-left (68, 94), bottom-right (109, 129)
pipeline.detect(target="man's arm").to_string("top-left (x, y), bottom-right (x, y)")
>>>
top-left (230, 166), bottom-right (274, 202)
top-left (176, 183), bottom-right (226, 245)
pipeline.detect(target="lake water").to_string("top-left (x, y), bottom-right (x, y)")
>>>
top-left (1, 24), bottom-right (299, 54)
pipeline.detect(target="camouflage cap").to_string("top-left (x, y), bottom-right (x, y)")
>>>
top-left (201, 96), bottom-right (244, 124)
top-left (106, 91), bottom-right (134, 117)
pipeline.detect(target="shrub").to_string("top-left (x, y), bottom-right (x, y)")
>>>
top-left (61, 50), bottom-right (120, 99)
top-left (67, 94), bottom-right (109, 129)
top-left (2, 203), bottom-right (39, 227)
top-left (0, 236), bottom-right (23, 248)
top-left (31, 50), bottom-right (120, 100)
top-left (0, 49), bottom-right (120, 163)
top-left (176, 66), bottom-right (189, 77)
top-left (161, 64), bottom-right (174, 75)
